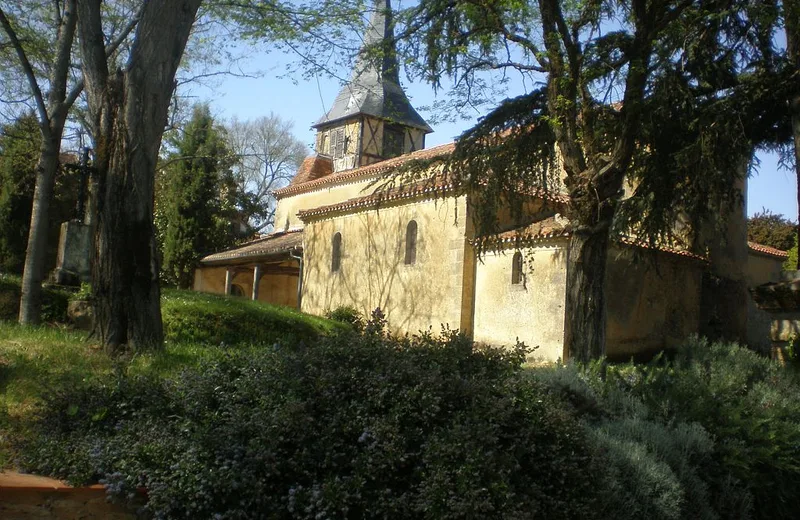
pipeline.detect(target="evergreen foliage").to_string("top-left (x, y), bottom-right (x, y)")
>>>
top-left (8, 311), bottom-right (800, 519)
top-left (157, 104), bottom-right (240, 289)
top-left (395, 0), bottom-right (798, 360)
top-left (20, 315), bottom-right (598, 520)
top-left (746, 210), bottom-right (796, 252)
top-left (0, 114), bottom-right (80, 275)
top-left (0, 114), bottom-right (39, 273)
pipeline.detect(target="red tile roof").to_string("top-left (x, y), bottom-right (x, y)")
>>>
top-left (477, 218), bottom-right (706, 261)
top-left (747, 241), bottom-right (789, 259)
top-left (290, 155), bottom-right (333, 186)
top-left (296, 178), bottom-right (569, 221)
top-left (476, 217), bottom-right (572, 248)
top-left (297, 179), bottom-right (459, 220)
top-left (274, 142), bottom-right (456, 198)
top-left (199, 230), bottom-right (303, 265)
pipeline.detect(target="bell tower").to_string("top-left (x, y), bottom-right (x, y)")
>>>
top-left (313, 0), bottom-right (432, 172)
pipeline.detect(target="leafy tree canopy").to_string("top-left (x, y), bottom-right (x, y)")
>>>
top-left (0, 113), bottom-right (80, 275)
top-left (0, 114), bottom-right (40, 273)
top-left (390, 0), bottom-right (798, 360)
top-left (157, 104), bottom-right (239, 289)
top-left (747, 209), bottom-right (796, 252)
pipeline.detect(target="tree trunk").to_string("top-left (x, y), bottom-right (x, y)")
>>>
top-left (18, 138), bottom-right (61, 324)
top-left (786, 0), bottom-right (800, 268)
top-left (7, 1), bottom-right (77, 325)
top-left (90, 75), bottom-right (163, 352)
top-left (564, 226), bottom-right (610, 362)
top-left (77, 0), bottom-right (202, 353)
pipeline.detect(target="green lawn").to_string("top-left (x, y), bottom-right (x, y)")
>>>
top-left (0, 283), bottom-right (347, 467)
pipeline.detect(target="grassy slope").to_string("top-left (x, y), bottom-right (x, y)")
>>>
top-left (0, 284), bottom-right (347, 467)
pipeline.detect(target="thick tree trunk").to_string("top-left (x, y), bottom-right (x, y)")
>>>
top-left (77, 0), bottom-right (202, 353)
top-left (564, 227), bottom-right (610, 362)
top-left (18, 138), bottom-right (61, 324)
top-left (90, 76), bottom-right (163, 352)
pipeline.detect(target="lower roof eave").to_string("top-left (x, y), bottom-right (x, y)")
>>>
top-left (199, 248), bottom-right (303, 268)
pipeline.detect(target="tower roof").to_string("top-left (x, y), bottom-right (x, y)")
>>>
top-left (314, 0), bottom-right (432, 132)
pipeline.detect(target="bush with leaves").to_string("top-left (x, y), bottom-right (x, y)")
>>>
top-left (533, 362), bottom-right (720, 520)
top-left (324, 305), bottom-right (365, 331)
top-left (747, 210), bottom-right (796, 253)
top-left (615, 338), bottom-right (800, 520)
top-left (534, 338), bottom-right (800, 520)
top-left (21, 311), bottom-right (599, 519)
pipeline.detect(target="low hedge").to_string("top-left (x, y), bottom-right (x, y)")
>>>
top-left (20, 311), bottom-right (599, 520)
top-left (535, 338), bottom-right (800, 520)
top-left (13, 307), bottom-right (800, 520)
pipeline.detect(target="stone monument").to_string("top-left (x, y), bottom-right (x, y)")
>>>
top-left (51, 148), bottom-right (93, 286)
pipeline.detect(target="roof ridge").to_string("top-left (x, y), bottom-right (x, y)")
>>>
top-left (748, 241), bottom-right (789, 259)
top-left (274, 142), bottom-right (455, 198)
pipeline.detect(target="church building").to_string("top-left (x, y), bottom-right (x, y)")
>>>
top-left (194, 0), bottom-right (787, 361)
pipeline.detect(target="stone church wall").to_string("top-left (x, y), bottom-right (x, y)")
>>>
top-left (301, 195), bottom-right (469, 335)
top-left (473, 242), bottom-right (569, 362)
top-left (472, 242), bottom-right (704, 362)
top-left (605, 247), bottom-right (703, 359)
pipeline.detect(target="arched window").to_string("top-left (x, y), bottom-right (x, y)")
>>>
top-left (404, 220), bottom-right (418, 265)
top-left (230, 284), bottom-right (245, 297)
top-left (331, 232), bottom-right (342, 272)
top-left (511, 251), bottom-right (523, 285)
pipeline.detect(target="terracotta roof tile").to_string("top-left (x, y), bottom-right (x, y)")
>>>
top-left (478, 218), bottom-right (706, 261)
top-left (275, 142), bottom-right (456, 198)
top-left (476, 217), bottom-right (571, 249)
top-left (748, 241), bottom-right (789, 259)
top-left (290, 155), bottom-right (333, 186)
top-left (297, 178), bottom-right (458, 220)
top-left (199, 230), bottom-right (302, 265)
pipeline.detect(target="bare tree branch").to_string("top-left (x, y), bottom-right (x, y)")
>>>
top-left (0, 7), bottom-right (51, 134)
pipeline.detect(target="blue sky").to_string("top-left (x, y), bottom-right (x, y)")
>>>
top-left (188, 48), bottom-right (797, 221)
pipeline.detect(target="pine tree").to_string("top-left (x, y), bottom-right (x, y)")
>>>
top-left (158, 104), bottom-right (237, 289)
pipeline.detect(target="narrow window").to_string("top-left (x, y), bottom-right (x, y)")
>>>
top-left (320, 133), bottom-right (329, 155)
top-left (404, 220), bottom-right (418, 265)
top-left (334, 128), bottom-right (346, 158)
top-left (511, 251), bottom-right (523, 285)
top-left (331, 232), bottom-right (342, 272)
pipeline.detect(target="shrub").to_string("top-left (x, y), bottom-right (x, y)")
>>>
top-left (603, 339), bottom-right (800, 520)
top-left (21, 313), bottom-right (600, 519)
top-left (324, 305), bottom-right (364, 331)
top-left (533, 363), bottom-right (719, 520)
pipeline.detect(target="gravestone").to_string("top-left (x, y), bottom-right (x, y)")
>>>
top-left (51, 220), bottom-right (91, 285)
top-left (50, 148), bottom-right (93, 286)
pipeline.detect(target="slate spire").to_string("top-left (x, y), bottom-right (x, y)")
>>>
top-left (314, 0), bottom-right (432, 132)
